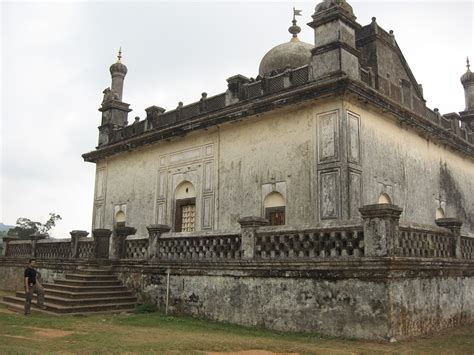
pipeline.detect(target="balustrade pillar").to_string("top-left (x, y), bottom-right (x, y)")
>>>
top-left (92, 229), bottom-right (112, 259)
top-left (238, 216), bottom-right (269, 259)
top-left (113, 226), bottom-right (137, 259)
top-left (2, 236), bottom-right (18, 256)
top-left (147, 224), bottom-right (171, 259)
top-left (29, 232), bottom-right (48, 257)
top-left (435, 218), bottom-right (463, 258)
top-left (359, 204), bottom-right (403, 257)
top-left (70, 230), bottom-right (89, 258)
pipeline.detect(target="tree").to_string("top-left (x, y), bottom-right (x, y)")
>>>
top-left (8, 213), bottom-right (62, 239)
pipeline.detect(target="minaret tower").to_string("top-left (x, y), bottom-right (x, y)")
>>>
top-left (460, 57), bottom-right (474, 130)
top-left (110, 48), bottom-right (127, 101)
top-left (97, 49), bottom-right (132, 146)
top-left (307, 0), bottom-right (361, 80)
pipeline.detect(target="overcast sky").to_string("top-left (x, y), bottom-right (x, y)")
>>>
top-left (1, 1), bottom-right (473, 238)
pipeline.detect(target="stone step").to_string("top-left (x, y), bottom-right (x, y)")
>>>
top-left (72, 269), bottom-right (114, 275)
top-left (2, 300), bottom-right (135, 316)
top-left (39, 287), bottom-right (132, 299)
top-left (53, 279), bottom-right (122, 287)
top-left (3, 296), bottom-right (136, 314)
top-left (14, 292), bottom-right (137, 306)
top-left (65, 274), bottom-right (117, 281)
top-left (43, 282), bottom-right (128, 293)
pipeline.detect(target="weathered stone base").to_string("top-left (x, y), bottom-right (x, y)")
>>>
top-left (1, 257), bottom-right (473, 340)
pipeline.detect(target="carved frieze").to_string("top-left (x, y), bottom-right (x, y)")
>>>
top-left (319, 170), bottom-right (340, 219)
top-left (317, 110), bottom-right (339, 163)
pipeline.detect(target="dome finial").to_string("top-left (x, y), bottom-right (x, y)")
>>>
top-left (467, 57), bottom-right (470, 71)
top-left (117, 47), bottom-right (122, 63)
top-left (288, 7), bottom-right (302, 41)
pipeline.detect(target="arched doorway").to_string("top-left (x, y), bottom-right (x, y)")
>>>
top-left (263, 191), bottom-right (286, 226)
top-left (174, 181), bottom-right (196, 232)
top-left (378, 193), bottom-right (392, 204)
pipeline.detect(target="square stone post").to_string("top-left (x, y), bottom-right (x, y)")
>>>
top-left (92, 229), bottom-right (112, 259)
top-left (2, 236), bottom-right (19, 256)
top-left (435, 218), bottom-right (463, 258)
top-left (238, 217), bottom-right (269, 259)
top-left (359, 204), bottom-right (403, 257)
top-left (29, 232), bottom-right (48, 257)
top-left (147, 224), bottom-right (171, 259)
top-left (113, 226), bottom-right (137, 259)
top-left (70, 230), bottom-right (89, 258)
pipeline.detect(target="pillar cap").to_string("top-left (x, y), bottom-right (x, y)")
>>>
top-left (92, 228), bottom-right (112, 237)
top-left (115, 226), bottom-right (137, 236)
top-left (435, 218), bottom-right (463, 229)
top-left (238, 216), bottom-right (269, 228)
top-left (146, 224), bottom-right (171, 234)
top-left (70, 230), bottom-right (89, 238)
top-left (359, 204), bottom-right (403, 218)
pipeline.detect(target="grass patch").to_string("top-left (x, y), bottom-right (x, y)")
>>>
top-left (0, 297), bottom-right (473, 354)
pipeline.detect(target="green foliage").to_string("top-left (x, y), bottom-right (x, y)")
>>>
top-left (8, 213), bottom-right (62, 238)
top-left (134, 303), bottom-right (158, 314)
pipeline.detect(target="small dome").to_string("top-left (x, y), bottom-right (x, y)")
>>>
top-left (315, 0), bottom-right (354, 17)
top-left (259, 38), bottom-right (313, 77)
top-left (110, 61), bottom-right (127, 75)
top-left (461, 58), bottom-right (474, 85)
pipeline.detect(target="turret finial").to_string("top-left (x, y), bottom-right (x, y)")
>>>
top-left (288, 7), bottom-right (302, 40)
top-left (467, 57), bottom-right (470, 71)
top-left (117, 47), bottom-right (122, 63)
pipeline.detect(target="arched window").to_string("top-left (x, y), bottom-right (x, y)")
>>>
top-left (115, 211), bottom-right (126, 228)
top-left (263, 192), bottom-right (286, 226)
top-left (174, 181), bottom-right (196, 232)
top-left (436, 208), bottom-right (445, 219)
top-left (378, 193), bottom-right (392, 204)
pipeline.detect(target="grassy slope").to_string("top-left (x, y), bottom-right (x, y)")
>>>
top-left (0, 290), bottom-right (473, 354)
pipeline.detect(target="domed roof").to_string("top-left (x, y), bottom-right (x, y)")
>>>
top-left (461, 58), bottom-right (474, 85)
top-left (259, 38), bottom-right (313, 77)
top-left (315, 0), bottom-right (354, 16)
top-left (110, 48), bottom-right (128, 75)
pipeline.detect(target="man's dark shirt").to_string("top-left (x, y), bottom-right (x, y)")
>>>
top-left (24, 267), bottom-right (37, 286)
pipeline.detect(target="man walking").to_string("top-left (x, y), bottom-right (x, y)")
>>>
top-left (24, 258), bottom-right (46, 315)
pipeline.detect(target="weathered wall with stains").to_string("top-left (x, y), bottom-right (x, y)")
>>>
top-left (346, 100), bottom-right (474, 235)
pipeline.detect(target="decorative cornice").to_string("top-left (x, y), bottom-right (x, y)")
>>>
top-left (83, 76), bottom-right (473, 163)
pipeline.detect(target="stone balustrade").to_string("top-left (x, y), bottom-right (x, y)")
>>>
top-left (2, 204), bottom-right (472, 261)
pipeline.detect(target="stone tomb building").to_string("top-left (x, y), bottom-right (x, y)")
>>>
top-left (83, 1), bottom-right (474, 238)
top-left (2, 0), bottom-right (474, 340)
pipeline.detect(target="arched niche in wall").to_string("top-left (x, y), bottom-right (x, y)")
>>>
top-left (263, 192), bottom-right (286, 226)
top-left (435, 207), bottom-right (445, 220)
top-left (378, 193), bottom-right (392, 204)
top-left (115, 210), bottom-right (126, 228)
top-left (174, 181), bottom-right (196, 232)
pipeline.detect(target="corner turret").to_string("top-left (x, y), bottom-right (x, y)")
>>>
top-left (460, 57), bottom-right (474, 131)
top-left (308, 0), bottom-right (360, 80)
top-left (97, 49), bottom-right (132, 146)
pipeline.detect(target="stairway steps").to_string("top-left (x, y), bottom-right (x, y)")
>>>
top-left (2, 265), bottom-right (137, 315)
top-left (66, 274), bottom-right (117, 281)
top-left (53, 279), bottom-right (122, 286)
top-left (3, 295), bottom-right (136, 313)
top-left (43, 283), bottom-right (128, 293)
top-left (38, 288), bottom-right (132, 299)
top-left (14, 292), bottom-right (136, 306)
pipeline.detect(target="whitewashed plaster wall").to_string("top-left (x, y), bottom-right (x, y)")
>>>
top-left (348, 101), bottom-right (474, 235)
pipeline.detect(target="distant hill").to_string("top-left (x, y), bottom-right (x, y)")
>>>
top-left (0, 223), bottom-right (15, 232)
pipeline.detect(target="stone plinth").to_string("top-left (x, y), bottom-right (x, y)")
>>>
top-left (359, 204), bottom-right (403, 257)
top-left (92, 229), bottom-right (112, 259)
top-left (70, 230), bottom-right (89, 258)
top-left (238, 217), bottom-right (269, 259)
top-left (147, 224), bottom-right (171, 259)
top-left (435, 218), bottom-right (463, 258)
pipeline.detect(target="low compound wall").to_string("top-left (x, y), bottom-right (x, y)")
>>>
top-left (0, 257), bottom-right (473, 340)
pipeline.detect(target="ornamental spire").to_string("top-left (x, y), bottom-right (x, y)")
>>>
top-left (117, 47), bottom-right (122, 63)
top-left (288, 7), bottom-right (302, 41)
top-left (467, 57), bottom-right (470, 71)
